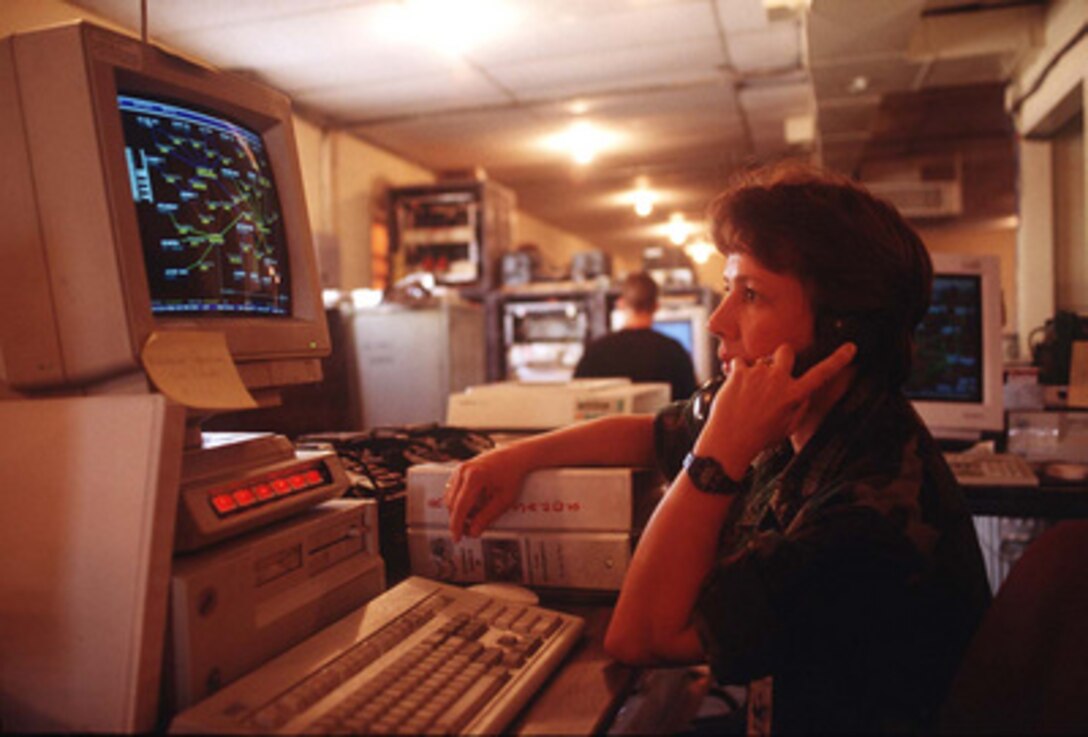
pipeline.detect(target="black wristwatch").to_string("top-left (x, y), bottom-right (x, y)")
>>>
top-left (682, 452), bottom-right (744, 496)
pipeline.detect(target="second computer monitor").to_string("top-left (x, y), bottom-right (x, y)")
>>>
top-left (904, 252), bottom-right (1005, 440)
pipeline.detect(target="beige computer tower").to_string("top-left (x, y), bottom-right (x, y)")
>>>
top-left (166, 499), bottom-right (385, 711)
top-left (349, 302), bottom-right (485, 429)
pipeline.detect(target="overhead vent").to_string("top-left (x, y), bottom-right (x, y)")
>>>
top-left (861, 156), bottom-right (964, 219)
top-left (865, 179), bottom-right (963, 219)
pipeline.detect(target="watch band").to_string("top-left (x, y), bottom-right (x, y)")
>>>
top-left (682, 452), bottom-right (744, 496)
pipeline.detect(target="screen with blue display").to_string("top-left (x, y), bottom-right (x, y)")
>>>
top-left (904, 274), bottom-right (983, 403)
top-left (653, 319), bottom-right (695, 355)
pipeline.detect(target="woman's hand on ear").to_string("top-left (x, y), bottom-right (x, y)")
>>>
top-left (696, 342), bottom-right (857, 477)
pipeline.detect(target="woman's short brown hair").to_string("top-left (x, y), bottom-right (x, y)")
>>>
top-left (708, 161), bottom-right (932, 388)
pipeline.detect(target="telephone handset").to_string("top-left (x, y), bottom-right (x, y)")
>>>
top-left (688, 314), bottom-right (865, 431)
top-left (690, 375), bottom-right (725, 427)
top-left (791, 313), bottom-right (866, 378)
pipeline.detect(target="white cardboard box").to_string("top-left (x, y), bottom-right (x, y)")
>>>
top-left (407, 528), bottom-right (631, 591)
top-left (446, 379), bottom-right (671, 429)
top-left (406, 462), bottom-right (663, 592)
top-left (406, 462), bottom-right (661, 532)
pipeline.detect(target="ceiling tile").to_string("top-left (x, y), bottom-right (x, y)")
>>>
top-left (920, 53), bottom-right (1014, 88)
top-left (166, 4), bottom-right (448, 80)
top-left (812, 57), bottom-right (924, 101)
top-left (727, 18), bottom-right (802, 73)
top-left (714, 0), bottom-right (768, 32)
top-left (297, 70), bottom-right (511, 121)
top-left (354, 107), bottom-right (553, 169)
top-left (73, 0), bottom-right (376, 34)
top-left (808, 0), bottom-right (924, 63)
top-left (817, 98), bottom-right (881, 136)
top-left (483, 37), bottom-right (725, 98)
top-left (466, 0), bottom-right (718, 64)
top-left (738, 80), bottom-right (814, 118)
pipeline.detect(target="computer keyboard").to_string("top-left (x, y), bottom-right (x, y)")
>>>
top-left (944, 451), bottom-right (1039, 487)
top-left (169, 576), bottom-right (585, 735)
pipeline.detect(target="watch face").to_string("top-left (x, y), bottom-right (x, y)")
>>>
top-left (684, 454), bottom-right (739, 495)
top-left (693, 457), bottom-right (720, 488)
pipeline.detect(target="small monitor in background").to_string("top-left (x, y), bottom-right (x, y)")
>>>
top-left (904, 273), bottom-right (983, 404)
top-left (653, 319), bottom-right (695, 355)
top-left (904, 253), bottom-right (1004, 441)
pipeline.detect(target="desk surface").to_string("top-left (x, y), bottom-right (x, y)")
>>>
top-left (965, 484), bottom-right (1088, 518)
top-left (512, 603), bottom-right (637, 735)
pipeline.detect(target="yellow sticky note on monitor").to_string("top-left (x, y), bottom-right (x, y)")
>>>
top-left (141, 331), bottom-right (258, 411)
top-left (1069, 341), bottom-right (1088, 409)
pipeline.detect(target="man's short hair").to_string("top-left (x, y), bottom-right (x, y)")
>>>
top-left (622, 272), bottom-right (659, 314)
top-left (707, 162), bottom-right (933, 388)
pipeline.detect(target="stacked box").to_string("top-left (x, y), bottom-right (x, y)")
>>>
top-left (446, 379), bottom-right (671, 430)
top-left (405, 463), bottom-right (662, 592)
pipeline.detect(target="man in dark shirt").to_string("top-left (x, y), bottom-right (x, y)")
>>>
top-left (575, 271), bottom-right (697, 400)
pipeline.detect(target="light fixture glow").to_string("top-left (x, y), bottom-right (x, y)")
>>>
top-left (848, 75), bottom-right (869, 94)
top-left (568, 99), bottom-right (590, 115)
top-left (633, 188), bottom-right (655, 217)
top-left (667, 212), bottom-right (691, 246)
top-left (543, 120), bottom-right (616, 165)
top-left (685, 239), bottom-right (716, 265)
top-left (569, 121), bottom-right (601, 164)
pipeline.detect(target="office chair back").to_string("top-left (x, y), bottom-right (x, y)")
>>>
top-left (940, 519), bottom-right (1088, 733)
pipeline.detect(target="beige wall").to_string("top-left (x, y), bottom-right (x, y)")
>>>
top-left (514, 212), bottom-right (631, 278)
top-left (692, 250), bottom-right (727, 289)
top-left (1053, 111), bottom-right (1087, 314)
top-left (325, 133), bottom-right (434, 290)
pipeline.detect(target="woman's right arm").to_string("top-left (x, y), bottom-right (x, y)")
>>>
top-left (444, 413), bottom-right (656, 541)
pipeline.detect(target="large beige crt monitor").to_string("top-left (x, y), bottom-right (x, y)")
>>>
top-left (0, 21), bottom-right (329, 399)
top-left (0, 21), bottom-right (350, 733)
